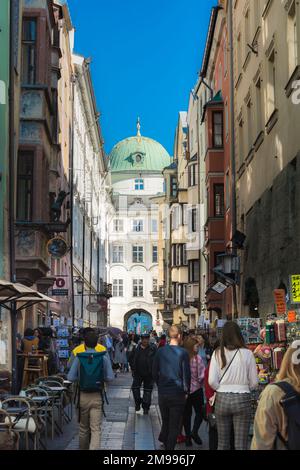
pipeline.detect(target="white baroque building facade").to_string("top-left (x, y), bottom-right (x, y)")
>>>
top-left (108, 123), bottom-right (171, 334)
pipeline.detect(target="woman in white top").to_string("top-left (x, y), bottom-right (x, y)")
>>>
top-left (209, 321), bottom-right (258, 450)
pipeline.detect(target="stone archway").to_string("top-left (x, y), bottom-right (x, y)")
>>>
top-left (124, 309), bottom-right (153, 334)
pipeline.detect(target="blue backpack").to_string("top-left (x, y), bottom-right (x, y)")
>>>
top-left (275, 382), bottom-right (300, 450)
top-left (77, 351), bottom-right (106, 392)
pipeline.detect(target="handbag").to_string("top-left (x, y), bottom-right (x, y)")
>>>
top-left (207, 349), bottom-right (240, 427)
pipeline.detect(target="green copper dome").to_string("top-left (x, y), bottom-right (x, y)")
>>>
top-left (109, 130), bottom-right (171, 174)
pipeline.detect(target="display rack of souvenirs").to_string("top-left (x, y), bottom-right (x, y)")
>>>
top-left (237, 318), bottom-right (262, 344)
top-left (286, 321), bottom-right (300, 343)
top-left (55, 326), bottom-right (71, 370)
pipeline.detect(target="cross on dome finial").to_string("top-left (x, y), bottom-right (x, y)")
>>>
top-left (137, 117), bottom-right (141, 138)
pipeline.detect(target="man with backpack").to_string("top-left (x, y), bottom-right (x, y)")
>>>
top-left (67, 327), bottom-right (106, 369)
top-left (67, 331), bottom-right (114, 450)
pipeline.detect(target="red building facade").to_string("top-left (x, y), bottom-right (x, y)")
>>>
top-left (202, 4), bottom-right (233, 319)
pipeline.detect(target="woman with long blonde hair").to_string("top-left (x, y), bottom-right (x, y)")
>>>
top-left (251, 342), bottom-right (300, 450)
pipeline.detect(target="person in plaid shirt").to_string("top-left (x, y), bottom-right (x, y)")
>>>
top-left (183, 337), bottom-right (206, 446)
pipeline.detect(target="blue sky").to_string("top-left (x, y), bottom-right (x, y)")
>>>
top-left (68, 0), bottom-right (215, 155)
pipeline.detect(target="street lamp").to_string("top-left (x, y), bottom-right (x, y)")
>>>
top-left (75, 278), bottom-right (84, 295)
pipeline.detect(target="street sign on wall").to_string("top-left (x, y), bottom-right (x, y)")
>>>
top-left (274, 289), bottom-right (287, 315)
top-left (52, 289), bottom-right (69, 296)
top-left (290, 275), bottom-right (300, 304)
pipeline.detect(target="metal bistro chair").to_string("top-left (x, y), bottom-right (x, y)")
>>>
top-left (37, 379), bottom-right (65, 438)
top-left (21, 387), bottom-right (50, 450)
top-left (0, 409), bottom-right (19, 450)
top-left (47, 375), bottom-right (73, 423)
top-left (1, 397), bottom-right (39, 450)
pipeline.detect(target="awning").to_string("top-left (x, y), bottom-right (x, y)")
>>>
top-left (0, 279), bottom-right (58, 312)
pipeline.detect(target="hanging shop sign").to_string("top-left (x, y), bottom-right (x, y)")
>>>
top-left (47, 237), bottom-right (69, 259)
top-left (56, 278), bottom-right (66, 288)
top-left (86, 303), bottom-right (102, 313)
top-left (290, 275), bottom-right (300, 304)
top-left (273, 289), bottom-right (287, 315)
top-left (288, 311), bottom-right (297, 323)
top-left (212, 282), bottom-right (227, 294)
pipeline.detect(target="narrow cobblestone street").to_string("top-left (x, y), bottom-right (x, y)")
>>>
top-left (59, 373), bottom-right (208, 451)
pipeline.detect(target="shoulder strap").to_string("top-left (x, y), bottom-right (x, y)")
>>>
top-left (219, 349), bottom-right (239, 384)
top-left (274, 381), bottom-right (298, 398)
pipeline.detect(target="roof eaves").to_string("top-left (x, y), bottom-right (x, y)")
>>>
top-left (199, 5), bottom-right (223, 79)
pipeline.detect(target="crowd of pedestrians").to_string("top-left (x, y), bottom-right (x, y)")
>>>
top-left (60, 322), bottom-right (300, 451)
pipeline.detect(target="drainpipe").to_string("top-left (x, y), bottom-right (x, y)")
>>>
top-left (228, 0), bottom-right (238, 318)
top-left (9, 0), bottom-right (17, 394)
top-left (70, 74), bottom-right (75, 329)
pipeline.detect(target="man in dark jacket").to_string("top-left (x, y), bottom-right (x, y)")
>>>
top-left (130, 333), bottom-right (157, 415)
top-left (152, 325), bottom-right (191, 450)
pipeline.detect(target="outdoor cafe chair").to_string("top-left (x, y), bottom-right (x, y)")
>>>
top-left (37, 380), bottom-right (65, 437)
top-left (0, 409), bottom-right (19, 450)
top-left (0, 397), bottom-right (39, 450)
top-left (20, 387), bottom-right (50, 449)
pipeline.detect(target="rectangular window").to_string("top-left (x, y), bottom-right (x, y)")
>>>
top-left (268, 50), bottom-right (276, 115)
top-left (226, 172), bottom-right (230, 211)
top-left (133, 279), bottom-right (143, 297)
top-left (171, 176), bottom-right (177, 197)
top-left (214, 252), bottom-right (224, 282)
top-left (152, 278), bottom-right (158, 292)
top-left (192, 208), bottom-right (197, 232)
top-left (22, 18), bottom-right (37, 84)
top-left (151, 219), bottom-right (158, 233)
top-left (212, 112), bottom-right (223, 148)
top-left (288, 1), bottom-right (298, 77)
top-left (134, 178), bottom-right (144, 190)
top-left (152, 245), bottom-right (158, 263)
top-left (132, 246), bottom-right (144, 263)
top-left (172, 205), bottom-right (180, 230)
top-left (188, 164), bottom-right (197, 187)
top-left (176, 245), bottom-right (181, 266)
top-left (172, 244), bottom-right (177, 267)
top-left (17, 151), bottom-right (34, 221)
top-left (112, 245), bottom-right (124, 263)
top-left (172, 283), bottom-right (176, 304)
top-left (113, 279), bottom-right (124, 297)
top-left (183, 244), bottom-right (188, 266)
top-left (247, 98), bottom-right (253, 151)
top-left (189, 260), bottom-right (200, 283)
top-left (255, 78), bottom-right (263, 135)
top-left (214, 184), bottom-right (224, 217)
top-left (225, 101), bottom-right (229, 139)
top-left (237, 33), bottom-right (242, 77)
top-left (114, 219), bottom-right (124, 232)
top-left (133, 220), bottom-right (143, 232)
top-left (244, 10), bottom-right (250, 60)
top-left (238, 117), bottom-right (244, 166)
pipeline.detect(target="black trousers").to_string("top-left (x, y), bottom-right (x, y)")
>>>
top-left (183, 388), bottom-right (203, 437)
top-left (132, 375), bottom-right (154, 410)
top-left (158, 394), bottom-right (186, 450)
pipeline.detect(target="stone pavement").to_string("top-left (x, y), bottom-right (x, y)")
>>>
top-left (63, 372), bottom-right (209, 451)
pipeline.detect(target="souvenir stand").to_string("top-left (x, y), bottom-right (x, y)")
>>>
top-left (53, 318), bottom-right (73, 373)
